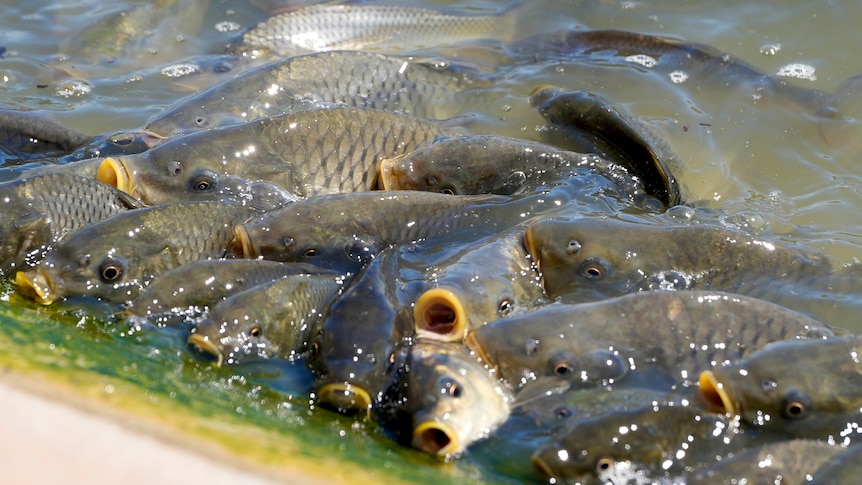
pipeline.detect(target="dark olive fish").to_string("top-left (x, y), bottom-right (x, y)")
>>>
top-left (512, 29), bottom-right (839, 117)
top-left (379, 134), bottom-right (648, 202)
top-left (14, 201), bottom-right (258, 305)
top-left (98, 107), bottom-right (462, 205)
top-left (699, 335), bottom-right (862, 443)
top-left (146, 50), bottom-right (493, 137)
top-left (403, 340), bottom-right (511, 457)
top-left (229, 4), bottom-right (516, 59)
top-left (188, 273), bottom-right (343, 366)
top-left (126, 259), bottom-right (333, 324)
top-left (525, 216), bottom-right (841, 302)
top-left (810, 444), bottom-right (862, 484)
top-left (0, 172), bottom-right (141, 273)
top-left (689, 439), bottom-right (846, 485)
top-left (532, 404), bottom-right (778, 485)
top-left (530, 87), bottom-right (682, 208)
top-left (0, 109), bottom-right (92, 160)
top-left (466, 290), bottom-right (841, 392)
top-left (309, 248), bottom-right (418, 415)
top-left (413, 228), bottom-right (544, 343)
top-left (230, 190), bottom-right (510, 274)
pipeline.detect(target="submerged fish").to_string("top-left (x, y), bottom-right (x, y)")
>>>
top-left (0, 109), bottom-right (92, 160)
top-left (404, 340), bottom-right (511, 457)
top-left (229, 3), bottom-right (517, 59)
top-left (379, 134), bottom-right (648, 202)
top-left (466, 290), bottom-right (841, 392)
top-left (0, 172), bottom-right (141, 273)
top-left (145, 50), bottom-right (493, 137)
top-left (14, 201), bottom-right (258, 305)
top-left (530, 87), bottom-right (682, 208)
top-left (699, 335), bottom-right (862, 442)
top-left (188, 273), bottom-right (343, 366)
top-left (98, 107), bottom-right (462, 205)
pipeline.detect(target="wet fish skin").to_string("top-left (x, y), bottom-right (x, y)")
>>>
top-left (188, 273), bottom-right (342, 366)
top-left (0, 172), bottom-right (141, 273)
top-left (699, 335), bottom-right (862, 441)
top-left (466, 290), bottom-right (842, 392)
top-left (127, 259), bottom-right (334, 322)
top-left (230, 4), bottom-right (516, 59)
top-left (14, 201), bottom-right (258, 305)
top-left (404, 340), bottom-right (511, 457)
top-left (230, 190), bottom-right (509, 274)
top-left (810, 443), bottom-right (862, 484)
top-left (530, 87), bottom-right (682, 208)
top-left (146, 50), bottom-right (492, 137)
top-left (0, 109), bottom-right (92, 160)
top-left (99, 107), bottom-right (460, 205)
top-left (379, 134), bottom-right (647, 201)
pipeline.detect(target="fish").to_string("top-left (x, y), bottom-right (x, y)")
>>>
top-left (379, 134), bottom-right (648, 202)
top-left (688, 439), bottom-right (846, 485)
top-left (402, 340), bottom-right (511, 457)
top-left (187, 273), bottom-right (343, 366)
top-left (529, 87), bottom-right (683, 208)
top-left (309, 247), bottom-right (418, 415)
top-left (466, 290), bottom-right (842, 392)
top-left (229, 190), bottom-right (510, 274)
top-left (809, 444), bottom-right (862, 484)
top-left (531, 403), bottom-right (779, 484)
top-left (524, 216), bottom-right (842, 302)
top-left (228, 3), bottom-right (517, 59)
top-left (511, 29), bottom-right (839, 117)
top-left (0, 108), bottom-right (92, 160)
top-left (413, 227), bottom-right (545, 343)
top-left (97, 107), bottom-right (463, 205)
top-left (0, 172), bottom-right (141, 273)
top-left (698, 335), bottom-right (862, 442)
top-left (14, 201), bottom-right (258, 305)
top-left (126, 259), bottom-right (334, 324)
top-left (145, 50), bottom-right (494, 137)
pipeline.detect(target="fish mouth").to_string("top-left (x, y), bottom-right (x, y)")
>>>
top-left (229, 224), bottom-right (258, 259)
top-left (698, 370), bottom-right (739, 415)
top-left (412, 421), bottom-right (460, 456)
top-left (317, 382), bottom-right (372, 416)
top-left (377, 157), bottom-right (400, 190)
top-left (97, 157), bottom-right (138, 199)
top-left (414, 287), bottom-right (468, 342)
top-left (522, 224), bottom-right (541, 273)
top-left (464, 331), bottom-right (493, 368)
top-left (187, 333), bottom-right (225, 367)
top-left (14, 268), bottom-right (60, 305)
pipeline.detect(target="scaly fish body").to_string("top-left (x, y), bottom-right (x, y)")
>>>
top-left (99, 107), bottom-right (461, 205)
top-left (810, 444), bottom-right (862, 483)
top-left (466, 290), bottom-right (842, 392)
top-left (188, 273), bottom-right (342, 366)
top-left (14, 201), bottom-right (258, 305)
top-left (146, 50), bottom-right (493, 137)
top-left (0, 109), bottom-right (92, 159)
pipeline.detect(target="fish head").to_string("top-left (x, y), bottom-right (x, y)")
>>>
top-left (189, 314), bottom-right (275, 367)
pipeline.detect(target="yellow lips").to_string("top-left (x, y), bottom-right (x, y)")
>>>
top-left (14, 269), bottom-right (59, 305)
top-left (414, 287), bottom-right (468, 342)
top-left (412, 421), bottom-right (460, 456)
top-left (317, 382), bottom-right (372, 415)
top-left (698, 370), bottom-right (739, 415)
top-left (377, 156), bottom-right (401, 191)
top-left (97, 156), bottom-right (137, 198)
top-left (187, 333), bottom-right (225, 367)
top-left (229, 224), bottom-right (258, 259)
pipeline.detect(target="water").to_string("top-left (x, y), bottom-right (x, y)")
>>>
top-left (1, 0), bottom-right (861, 482)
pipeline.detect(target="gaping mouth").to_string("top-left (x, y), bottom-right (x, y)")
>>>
top-left (412, 421), bottom-right (460, 456)
top-left (698, 370), bottom-right (738, 415)
top-left (317, 382), bottom-right (372, 416)
top-left (97, 157), bottom-right (137, 199)
top-left (187, 333), bottom-right (225, 367)
top-left (228, 224), bottom-right (258, 259)
top-left (414, 287), bottom-right (468, 342)
top-left (14, 268), bottom-right (59, 305)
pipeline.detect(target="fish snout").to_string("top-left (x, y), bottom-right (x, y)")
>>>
top-left (14, 268), bottom-right (60, 305)
top-left (522, 224), bottom-right (542, 273)
top-left (412, 421), bottom-right (460, 457)
top-left (228, 224), bottom-right (259, 259)
top-left (97, 157), bottom-right (137, 199)
top-left (317, 382), bottom-right (372, 416)
top-left (377, 156), bottom-right (401, 191)
top-left (698, 370), bottom-right (738, 415)
top-left (414, 287), bottom-right (468, 342)
top-left (187, 333), bottom-right (225, 367)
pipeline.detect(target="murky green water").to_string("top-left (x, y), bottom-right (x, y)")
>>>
top-left (2, 0), bottom-right (862, 483)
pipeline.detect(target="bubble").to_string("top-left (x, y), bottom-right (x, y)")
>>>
top-left (161, 63), bottom-right (201, 78)
top-left (760, 43), bottom-right (781, 56)
top-left (625, 54), bottom-right (658, 68)
top-left (776, 63), bottom-right (817, 81)
top-left (669, 70), bottom-right (688, 84)
top-left (215, 21), bottom-right (241, 33)
top-left (54, 80), bottom-right (91, 98)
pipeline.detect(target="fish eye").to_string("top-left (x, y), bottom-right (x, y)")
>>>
top-left (190, 170), bottom-right (217, 192)
top-left (439, 377), bottom-right (462, 398)
top-left (498, 298), bottom-right (514, 316)
top-left (596, 457), bottom-right (615, 474)
top-left (781, 390), bottom-right (811, 420)
top-left (195, 116), bottom-right (209, 127)
top-left (98, 258), bottom-right (125, 283)
top-left (167, 160), bottom-right (183, 176)
top-left (440, 187), bottom-right (456, 195)
top-left (249, 326), bottom-right (262, 338)
top-left (303, 248), bottom-right (318, 258)
top-left (506, 170), bottom-right (527, 187)
top-left (578, 257), bottom-right (610, 280)
top-left (566, 239), bottom-right (582, 255)
top-left (311, 341), bottom-right (321, 358)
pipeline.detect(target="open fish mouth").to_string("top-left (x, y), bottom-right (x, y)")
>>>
top-left (317, 382), bottom-right (372, 416)
top-left (97, 156), bottom-right (138, 199)
top-left (14, 268), bottom-right (60, 305)
top-left (414, 287), bottom-right (468, 342)
top-left (698, 370), bottom-right (739, 415)
top-left (412, 420), bottom-right (460, 456)
top-left (187, 333), bottom-right (225, 367)
top-left (229, 224), bottom-right (258, 259)
top-left (377, 156), bottom-right (401, 190)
